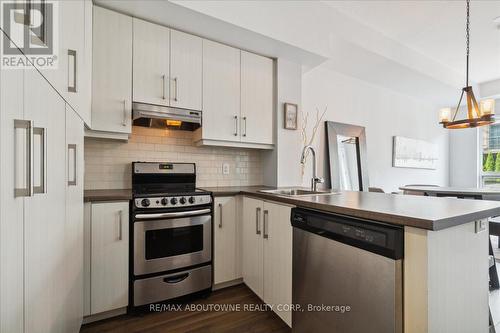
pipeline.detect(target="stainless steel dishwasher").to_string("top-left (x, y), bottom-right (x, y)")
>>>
top-left (291, 207), bottom-right (403, 333)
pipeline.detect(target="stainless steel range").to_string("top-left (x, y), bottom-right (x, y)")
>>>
top-left (130, 162), bottom-right (212, 308)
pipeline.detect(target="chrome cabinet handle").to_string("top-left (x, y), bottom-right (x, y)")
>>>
top-left (33, 127), bottom-right (46, 194)
top-left (263, 210), bottom-right (269, 239)
top-left (242, 117), bottom-right (247, 137)
top-left (67, 144), bottom-right (77, 186)
top-left (256, 207), bottom-right (261, 235)
top-left (218, 203), bottom-right (223, 228)
top-left (173, 77), bottom-right (178, 101)
top-left (118, 210), bottom-right (123, 241)
top-left (68, 49), bottom-right (77, 93)
top-left (122, 100), bottom-right (127, 126)
top-left (14, 119), bottom-right (33, 197)
top-left (234, 116), bottom-right (238, 136)
top-left (161, 74), bottom-right (166, 100)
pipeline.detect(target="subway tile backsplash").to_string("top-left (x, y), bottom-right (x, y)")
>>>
top-left (84, 126), bottom-right (263, 190)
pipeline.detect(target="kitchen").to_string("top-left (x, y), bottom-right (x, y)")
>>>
top-left (2, 1), bottom-right (500, 333)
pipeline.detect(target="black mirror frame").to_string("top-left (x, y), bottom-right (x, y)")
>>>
top-left (325, 121), bottom-right (369, 191)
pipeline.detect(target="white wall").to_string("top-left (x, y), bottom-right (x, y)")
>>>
top-left (293, 65), bottom-right (450, 193)
top-left (262, 58), bottom-right (303, 187)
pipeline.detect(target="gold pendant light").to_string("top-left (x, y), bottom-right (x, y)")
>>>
top-left (439, 0), bottom-right (495, 129)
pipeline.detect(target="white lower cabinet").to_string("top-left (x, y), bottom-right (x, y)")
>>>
top-left (85, 201), bottom-right (129, 316)
top-left (242, 197), bottom-right (293, 327)
top-left (214, 197), bottom-right (241, 285)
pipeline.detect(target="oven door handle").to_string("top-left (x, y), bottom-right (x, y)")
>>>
top-left (135, 209), bottom-right (211, 220)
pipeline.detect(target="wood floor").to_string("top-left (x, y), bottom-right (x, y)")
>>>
top-left (80, 284), bottom-right (291, 333)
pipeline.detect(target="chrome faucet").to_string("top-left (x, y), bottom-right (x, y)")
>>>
top-left (300, 145), bottom-right (324, 192)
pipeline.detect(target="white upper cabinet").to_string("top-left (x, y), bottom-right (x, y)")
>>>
top-left (170, 29), bottom-right (202, 111)
top-left (133, 18), bottom-right (170, 106)
top-left (91, 6), bottom-right (132, 134)
top-left (80, 0), bottom-right (93, 126)
top-left (241, 51), bottom-right (274, 145)
top-left (19, 0), bottom-right (91, 125)
top-left (200, 39), bottom-right (241, 142)
top-left (60, 0), bottom-right (85, 116)
top-left (195, 43), bottom-right (274, 149)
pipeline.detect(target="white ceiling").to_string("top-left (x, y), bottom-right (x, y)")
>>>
top-left (324, 0), bottom-right (500, 84)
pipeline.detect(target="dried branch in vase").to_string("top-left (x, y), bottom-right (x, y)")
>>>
top-left (301, 106), bottom-right (328, 177)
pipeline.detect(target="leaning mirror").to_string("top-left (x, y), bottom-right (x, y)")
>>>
top-left (325, 122), bottom-right (369, 191)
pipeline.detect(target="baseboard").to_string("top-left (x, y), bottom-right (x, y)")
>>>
top-left (82, 307), bottom-right (127, 325)
top-left (212, 278), bottom-right (244, 291)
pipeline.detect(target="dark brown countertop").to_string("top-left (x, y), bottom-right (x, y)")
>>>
top-left (201, 185), bottom-right (275, 197)
top-left (400, 185), bottom-right (500, 199)
top-left (202, 186), bottom-right (500, 231)
top-left (84, 189), bottom-right (132, 202)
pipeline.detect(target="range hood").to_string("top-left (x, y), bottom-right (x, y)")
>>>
top-left (132, 102), bottom-right (201, 131)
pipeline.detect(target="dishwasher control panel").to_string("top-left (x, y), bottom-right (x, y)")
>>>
top-left (339, 224), bottom-right (386, 247)
top-left (291, 208), bottom-right (404, 260)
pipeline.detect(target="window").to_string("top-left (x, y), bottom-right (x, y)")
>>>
top-left (481, 123), bottom-right (500, 188)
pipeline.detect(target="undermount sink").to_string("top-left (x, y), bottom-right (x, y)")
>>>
top-left (258, 188), bottom-right (337, 197)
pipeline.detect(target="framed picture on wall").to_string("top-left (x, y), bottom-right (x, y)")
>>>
top-left (284, 103), bottom-right (298, 130)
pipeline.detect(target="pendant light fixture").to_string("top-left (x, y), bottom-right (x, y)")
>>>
top-left (439, 0), bottom-right (495, 129)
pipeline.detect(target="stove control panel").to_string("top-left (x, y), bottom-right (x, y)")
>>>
top-left (134, 194), bottom-right (212, 209)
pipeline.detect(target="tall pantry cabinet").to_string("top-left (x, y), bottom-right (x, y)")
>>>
top-left (0, 5), bottom-right (86, 333)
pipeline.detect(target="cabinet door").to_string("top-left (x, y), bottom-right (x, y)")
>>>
top-left (91, 202), bottom-right (129, 314)
top-left (214, 197), bottom-right (238, 284)
top-left (65, 106), bottom-right (85, 332)
top-left (80, 0), bottom-right (93, 126)
top-left (0, 49), bottom-right (25, 333)
top-left (92, 6), bottom-right (132, 134)
top-left (242, 197), bottom-right (264, 298)
top-left (60, 0), bottom-right (85, 114)
top-left (241, 51), bottom-right (273, 145)
top-left (24, 68), bottom-right (68, 333)
top-left (202, 40), bottom-right (241, 141)
top-left (133, 18), bottom-right (170, 106)
top-left (263, 202), bottom-right (293, 326)
top-left (170, 29), bottom-right (202, 110)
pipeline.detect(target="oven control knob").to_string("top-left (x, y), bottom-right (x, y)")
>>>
top-left (170, 198), bottom-right (178, 205)
top-left (179, 197), bottom-right (187, 204)
top-left (188, 196), bottom-right (195, 204)
top-left (141, 199), bottom-right (150, 207)
top-left (161, 198), bottom-right (168, 206)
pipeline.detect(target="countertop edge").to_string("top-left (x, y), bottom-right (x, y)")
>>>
top-left (84, 187), bottom-right (500, 231)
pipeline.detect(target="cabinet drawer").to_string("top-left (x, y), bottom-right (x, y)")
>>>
top-left (134, 265), bottom-right (212, 306)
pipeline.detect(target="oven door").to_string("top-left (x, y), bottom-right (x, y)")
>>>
top-left (134, 208), bottom-right (212, 276)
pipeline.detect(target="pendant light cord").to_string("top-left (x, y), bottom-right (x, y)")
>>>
top-left (466, 0), bottom-right (470, 86)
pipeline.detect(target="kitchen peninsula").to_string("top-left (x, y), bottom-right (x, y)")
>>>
top-left (85, 187), bottom-right (500, 332)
